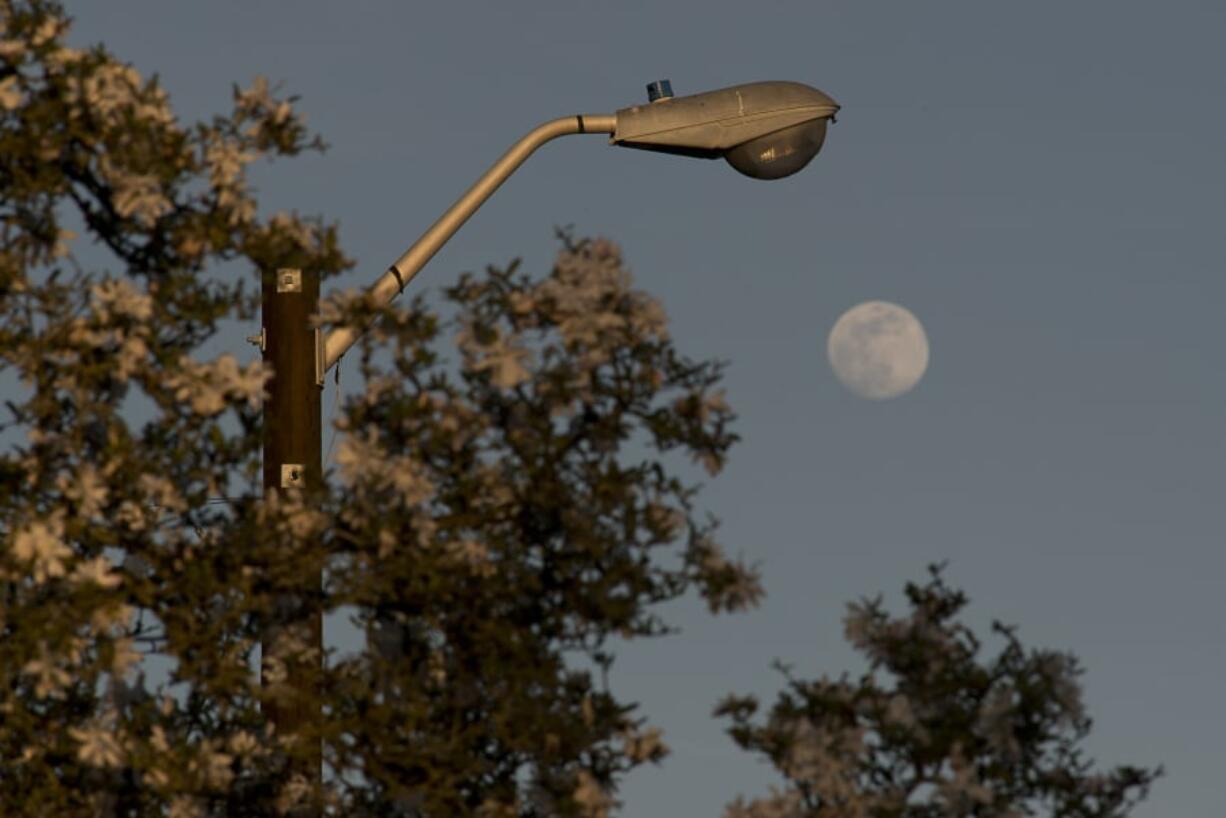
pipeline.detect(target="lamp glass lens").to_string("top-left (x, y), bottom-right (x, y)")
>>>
top-left (724, 119), bottom-right (828, 180)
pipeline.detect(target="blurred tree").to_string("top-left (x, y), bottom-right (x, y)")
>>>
top-left (0, 1), bottom-right (759, 815)
top-left (716, 567), bottom-right (1160, 818)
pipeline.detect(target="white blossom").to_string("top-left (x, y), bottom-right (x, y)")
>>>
top-left (66, 316), bottom-right (111, 351)
top-left (259, 488), bottom-right (328, 540)
top-left (697, 389), bottom-right (730, 422)
top-left (205, 137), bottom-right (257, 190)
top-left (197, 740), bottom-right (234, 788)
top-left (76, 62), bottom-right (140, 115)
top-left (114, 334), bottom-right (149, 383)
top-left (90, 602), bottom-right (134, 635)
top-left (11, 515), bottom-right (71, 584)
top-left (236, 76), bottom-right (273, 113)
top-left (138, 473), bottom-right (186, 514)
top-left (150, 725), bottom-right (171, 754)
top-left (75, 60), bottom-right (173, 126)
top-left (112, 172), bottom-right (173, 228)
top-left (777, 717), bottom-right (865, 801)
top-left (144, 768), bottom-right (171, 789)
top-left (166, 354), bottom-right (270, 415)
top-left (691, 536), bottom-right (764, 612)
top-left (1039, 653), bottom-right (1085, 723)
top-left (114, 500), bottom-right (147, 531)
top-left (110, 637), bottom-right (141, 676)
top-left (843, 601), bottom-right (876, 649)
top-left (937, 747), bottom-right (995, 810)
top-left (51, 227), bottom-right (76, 259)
top-left (275, 774), bottom-right (312, 814)
top-left (228, 730), bottom-right (260, 758)
top-left (468, 464), bottom-right (516, 513)
top-left (335, 426), bottom-right (435, 507)
top-left (572, 769), bottom-right (615, 818)
top-left (70, 555), bottom-right (122, 589)
top-left (59, 464), bottom-right (109, 518)
top-left (884, 693), bottom-right (918, 730)
top-left (167, 796), bottom-right (204, 818)
top-left (222, 193), bottom-right (257, 225)
top-left (271, 99), bottom-right (293, 125)
top-left (21, 644), bottom-right (72, 699)
top-left (0, 75), bottom-right (24, 110)
top-left (214, 354), bottom-right (270, 407)
top-left (724, 789), bottom-right (805, 818)
top-left (533, 240), bottom-right (669, 355)
top-left (262, 654), bottom-right (288, 686)
top-left (507, 290), bottom-right (536, 316)
top-left (45, 45), bottom-right (85, 72)
top-left (30, 17), bottom-right (59, 47)
top-left (0, 40), bottom-right (26, 60)
top-left (268, 210), bottom-right (317, 251)
top-left (628, 293), bottom-right (667, 339)
top-left (91, 277), bottom-right (154, 322)
top-left (69, 722), bottom-right (125, 769)
top-left (458, 325), bottom-right (533, 390)
top-left (445, 539), bottom-right (495, 577)
top-left (621, 725), bottom-right (668, 763)
top-left (426, 649), bottom-right (447, 685)
top-left (645, 502), bottom-right (684, 540)
top-left (976, 684), bottom-right (1021, 758)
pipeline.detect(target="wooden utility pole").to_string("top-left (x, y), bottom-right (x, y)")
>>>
top-left (261, 267), bottom-right (322, 807)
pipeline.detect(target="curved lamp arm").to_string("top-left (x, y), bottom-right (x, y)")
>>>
top-left (321, 113), bottom-right (617, 374)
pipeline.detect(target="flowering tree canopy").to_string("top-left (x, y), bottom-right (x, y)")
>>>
top-left (717, 567), bottom-right (1160, 818)
top-left (0, 1), bottom-right (759, 814)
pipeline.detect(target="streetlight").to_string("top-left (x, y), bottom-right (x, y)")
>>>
top-left (257, 77), bottom-right (839, 790)
top-left (320, 80), bottom-right (839, 373)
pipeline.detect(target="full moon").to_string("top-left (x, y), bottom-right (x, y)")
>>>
top-left (827, 301), bottom-right (929, 400)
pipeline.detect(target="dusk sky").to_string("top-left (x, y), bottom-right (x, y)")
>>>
top-left (67, 2), bottom-right (1223, 815)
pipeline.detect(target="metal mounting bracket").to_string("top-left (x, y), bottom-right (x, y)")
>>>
top-left (276, 267), bottom-right (302, 293)
top-left (280, 463), bottom-right (306, 488)
top-left (245, 326), bottom-right (266, 353)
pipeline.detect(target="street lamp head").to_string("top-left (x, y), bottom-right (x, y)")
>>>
top-left (612, 80), bottom-right (839, 180)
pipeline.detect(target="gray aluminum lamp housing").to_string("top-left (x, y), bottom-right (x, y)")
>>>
top-left (612, 80), bottom-right (840, 179)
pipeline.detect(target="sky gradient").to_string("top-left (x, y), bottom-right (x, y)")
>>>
top-left (65, 2), bottom-right (1225, 815)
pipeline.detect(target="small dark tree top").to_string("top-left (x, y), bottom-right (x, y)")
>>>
top-left (716, 566), bottom-right (1160, 818)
